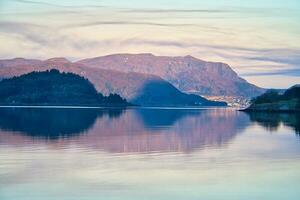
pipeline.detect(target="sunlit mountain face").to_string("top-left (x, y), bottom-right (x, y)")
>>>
top-left (0, 0), bottom-right (299, 88)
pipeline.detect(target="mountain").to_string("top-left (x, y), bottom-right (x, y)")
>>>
top-left (244, 85), bottom-right (300, 112)
top-left (0, 69), bottom-right (128, 106)
top-left (0, 57), bottom-right (42, 68)
top-left (77, 53), bottom-right (265, 98)
top-left (0, 58), bottom-right (226, 106)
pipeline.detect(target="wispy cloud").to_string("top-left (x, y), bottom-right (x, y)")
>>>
top-left (120, 7), bottom-right (285, 20)
top-left (0, 21), bottom-right (49, 45)
top-left (66, 21), bottom-right (199, 28)
top-left (121, 8), bottom-right (235, 13)
top-left (0, 21), bottom-right (115, 49)
top-left (241, 68), bottom-right (300, 77)
top-left (12, 0), bottom-right (106, 8)
top-left (246, 53), bottom-right (300, 66)
top-left (120, 38), bottom-right (300, 54)
top-left (13, 0), bottom-right (68, 8)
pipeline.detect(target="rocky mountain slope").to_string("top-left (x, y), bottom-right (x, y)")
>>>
top-left (78, 53), bottom-right (265, 98)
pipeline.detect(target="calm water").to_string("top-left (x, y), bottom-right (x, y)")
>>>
top-left (0, 107), bottom-right (299, 200)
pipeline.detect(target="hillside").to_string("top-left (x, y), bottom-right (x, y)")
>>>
top-left (131, 79), bottom-right (226, 106)
top-left (78, 53), bottom-right (265, 98)
top-left (0, 57), bottom-right (226, 106)
top-left (0, 69), bottom-right (128, 106)
top-left (245, 85), bottom-right (300, 112)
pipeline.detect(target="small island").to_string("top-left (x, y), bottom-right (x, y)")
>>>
top-left (0, 69), bottom-right (129, 106)
top-left (244, 85), bottom-right (300, 112)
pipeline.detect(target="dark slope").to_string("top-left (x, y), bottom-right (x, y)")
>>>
top-left (245, 85), bottom-right (300, 112)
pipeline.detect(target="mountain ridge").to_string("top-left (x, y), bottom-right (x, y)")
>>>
top-left (77, 53), bottom-right (265, 98)
top-left (0, 57), bottom-right (226, 106)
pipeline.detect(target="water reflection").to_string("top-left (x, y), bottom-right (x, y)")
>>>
top-left (136, 108), bottom-right (201, 128)
top-left (0, 107), bottom-right (124, 139)
top-left (0, 108), bottom-right (251, 153)
top-left (74, 109), bottom-right (251, 153)
top-left (247, 112), bottom-right (300, 135)
top-left (1, 108), bottom-right (300, 200)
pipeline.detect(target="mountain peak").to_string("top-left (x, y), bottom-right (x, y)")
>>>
top-left (11, 57), bottom-right (26, 61)
top-left (136, 53), bottom-right (155, 56)
top-left (7, 57), bottom-right (40, 62)
top-left (183, 55), bottom-right (195, 59)
top-left (45, 57), bottom-right (71, 64)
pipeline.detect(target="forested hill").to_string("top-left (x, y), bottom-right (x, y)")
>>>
top-left (0, 69), bottom-right (129, 106)
top-left (245, 85), bottom-right (300, 112)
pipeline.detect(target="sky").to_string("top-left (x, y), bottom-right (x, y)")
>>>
top-left (0, 0), bottom-right (299, 88)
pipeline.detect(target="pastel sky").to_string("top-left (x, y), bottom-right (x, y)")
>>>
top-left (0, 0), bottom-right (299, 88)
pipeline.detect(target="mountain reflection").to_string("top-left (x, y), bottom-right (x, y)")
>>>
top-left (0, 107), bottom-right (124, 139)
top-left (136, 108), bottom-right (201, 129)
top-left (83, 109), bottom-right (249, 153)
top-left (247, 112), bottom-right (300, 135)
top-left (0, 108), bottom-right (250, 153)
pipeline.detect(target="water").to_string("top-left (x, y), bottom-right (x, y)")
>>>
top-left (0, 107), bottom-right (299, 200)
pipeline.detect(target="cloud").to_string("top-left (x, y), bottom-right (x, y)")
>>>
top-left (235, 49), bottom-right (300, 76)
top-left (0, 21), bottom-right (115, 49)
top-left (241, 68), bottom-right (300, 77)
top-left (120, 7), bottom-right (281, 20)
top-left (0, 21), bottom-right (49, 45)
top-left (13, 0), bottom-right (68, 7)
top-left (12, 0), bottom-right (106, 8)
top-left (246, 52), bottom-right (300, 66)
top-left (65, 20), bottom-right (200, 28)
top-left (120, 38), bottom-right (299, 54)
top-left (63, 20), bottom-right (235, 36)
top-left (121, 9), bottom-right (235, 13)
